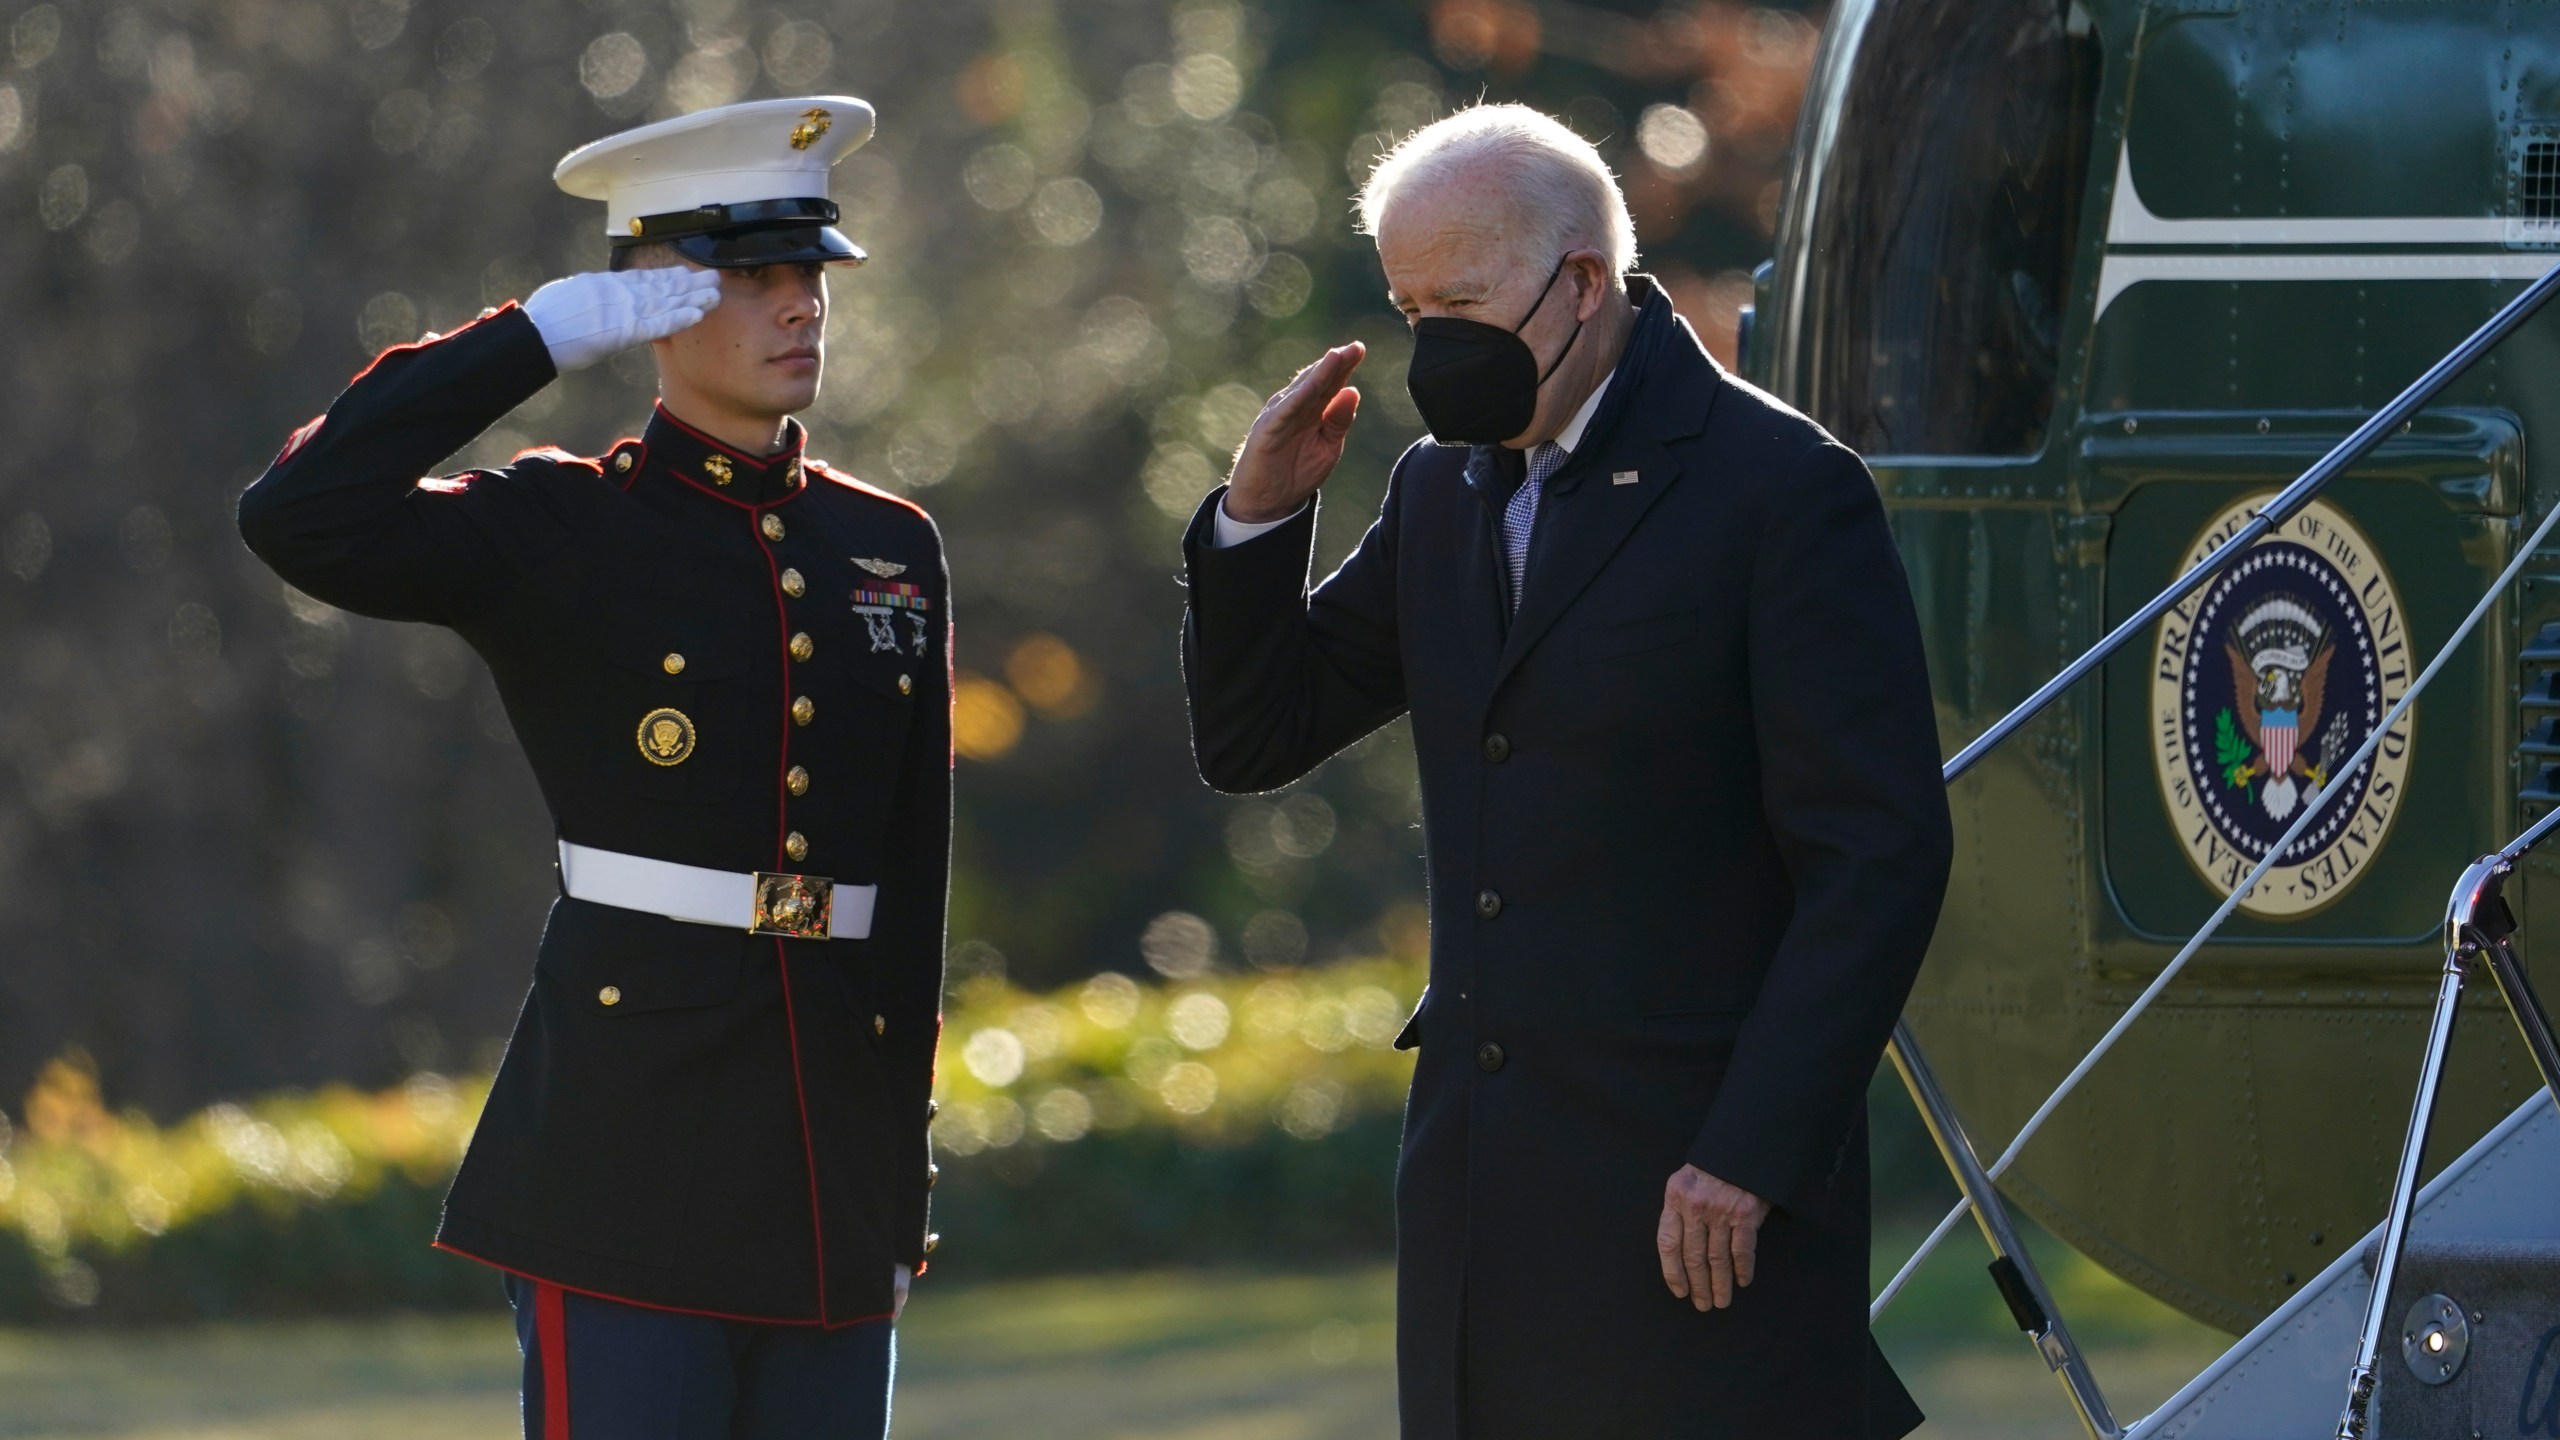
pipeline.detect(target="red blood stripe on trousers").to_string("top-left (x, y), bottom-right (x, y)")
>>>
top-left (537, 1281), bottom-right (571, 1439)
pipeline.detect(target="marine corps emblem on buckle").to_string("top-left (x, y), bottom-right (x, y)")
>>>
top-left (751, 871), bottom-right (834, 939)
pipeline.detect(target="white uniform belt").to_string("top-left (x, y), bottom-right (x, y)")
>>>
top-left (558, 841), bottom-right (876, 940)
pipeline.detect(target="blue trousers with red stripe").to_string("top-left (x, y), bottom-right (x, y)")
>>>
top-left (505, 1275), bottom-right (894, 1438)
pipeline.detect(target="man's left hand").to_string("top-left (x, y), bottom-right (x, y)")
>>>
top-left (1656, 1165), bottom-right (1769, 1311)
top-left (893, 1264), bottom-right (912, 1321)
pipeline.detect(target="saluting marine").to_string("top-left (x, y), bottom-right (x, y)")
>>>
top-left (237, 98), bottom-right (947, 1438)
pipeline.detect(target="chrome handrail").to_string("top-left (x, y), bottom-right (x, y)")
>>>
top-left (1940, 259), bottom-right (2560, 787)
top-left (1867, 262), bottom-right (2560, 1440)
top-left (1881, 487), bottom-right (2560, 1305)
top-left (2335, 814), bottom-right (2560, 1437)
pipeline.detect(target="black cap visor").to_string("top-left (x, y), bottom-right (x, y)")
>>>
top-left (665, 224), bottom-right (865, 269)
top-left (608, 198), bottom-right (866, 269)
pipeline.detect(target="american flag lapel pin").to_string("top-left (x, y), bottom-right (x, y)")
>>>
top-left (1612, 470), bottom-right (1640, 486)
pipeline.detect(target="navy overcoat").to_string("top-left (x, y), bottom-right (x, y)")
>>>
top-left (1181, 282), bottom-right (1951, 1437)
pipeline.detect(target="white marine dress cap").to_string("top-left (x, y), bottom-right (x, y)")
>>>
top-left (554, 96), bottom-right (877, 269)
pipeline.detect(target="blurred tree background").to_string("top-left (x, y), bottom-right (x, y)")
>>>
top-left (0, 0), bottom-right (1817, 1117)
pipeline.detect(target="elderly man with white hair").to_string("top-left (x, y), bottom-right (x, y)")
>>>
top-left (1177, 104), bottom-right (1951, 1437)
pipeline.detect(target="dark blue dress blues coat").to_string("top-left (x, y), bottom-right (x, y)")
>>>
top-left (238, 304), bottom-right (949, 1329)
top-left (1181, 282), bottom-right (1951, 1437)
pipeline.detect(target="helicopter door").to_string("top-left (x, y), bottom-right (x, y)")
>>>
top-left (2091, 417), bottom-right (2522, 960)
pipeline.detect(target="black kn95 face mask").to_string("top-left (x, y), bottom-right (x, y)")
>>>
top-left (1403, 253), bottom-right (1584, 446)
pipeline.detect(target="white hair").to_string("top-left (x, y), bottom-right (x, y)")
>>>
top-left (1356, 103), bottom-right (1638, 281)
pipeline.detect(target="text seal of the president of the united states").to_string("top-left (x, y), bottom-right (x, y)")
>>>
top-left (2151, 493), bottom-right (2414, 917)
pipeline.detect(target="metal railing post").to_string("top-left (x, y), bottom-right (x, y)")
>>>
top-left (2479, 933), bottom-right (2560, 1101)
top-left (2336, 815), bottom-right (2560, 1435)
top-left (1887, 1024), bottom-right (2122, 1438)
top-left (1865, 249), bottom-right (2560, 1440)
top-left (2334, 898), bottom-right (2473, 1439)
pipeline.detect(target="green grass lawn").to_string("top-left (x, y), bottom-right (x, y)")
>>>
top-left (0, 1230), bottom-right (2233, 1439)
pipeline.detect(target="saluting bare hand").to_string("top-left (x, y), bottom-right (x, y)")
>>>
top-left (1223, 341), bottom-right (1365, 525)
top-left (1657, 1164), bottom-right (1769, 1311)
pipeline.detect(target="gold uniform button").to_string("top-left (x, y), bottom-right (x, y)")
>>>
top-left (926, 1099), bottom-right (940, 1124)
top-left (780, 568), bottom-right (806, 598)
top-left (897, 673), bottom-right (914, 696)
top-left (662, 653), bottom-right (686, 675)
top-left (786, 764), bottom-right (810, 796)
top-left (874, 1013), bottom-right (887, 1036)
top-left (790, 632), bottom-right (814, 661)
top-left (598, 986), bottom-right (622, 1006)
top-left (785, 831), bottom-right (809, 862)
top-left (923, 1232), bottom-right (940, 1254)
top-left (926, 1163), bottom-right (939, 1189)
top-left (614, 452), bottom-right (633, 473)
top-left (761, 513), bottom-right (786, 541)
top-left (791, 695), bottom-right (814, 726)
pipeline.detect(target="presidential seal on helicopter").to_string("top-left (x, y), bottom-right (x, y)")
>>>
top-left (2152, 495), bottom-right (2415, 917)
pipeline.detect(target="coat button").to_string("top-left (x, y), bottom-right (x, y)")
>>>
top-left (925, 1163), bottom-right (939, 1189)
top-left (791, 695), bottom-right (814, 726)
top-left (898, 673), bottom-right (914, 696)
top-left (1482, 733), bottom-right (1510, 762)
top-left (780, 568), bottom-right (805, 598)
top-left (786, 764), bottom-right (810, 796)
top-left (790, 631), bottom-right (814, 661)
top-left (1476, 889), bottom-right (1502, 919)
top-left (598, 985), bottom-right (622, 1007)
top-left (785, 831), bottom-right (809, 862)
top-left (923, 1232), bottom-right (940, 1254)
top-left (614, 452), bottom-right (633, 473)
top-left (760, 513), bottom-right (786, 541)
top-left (926, 1099), bottom-right (940, 1124)
top-left (874, 1013), bottom-right (887, 1036)
top-left (1475, 1041), bottom-right (1506, 1072)
top-left (662, 652), bottom-right (686, 675)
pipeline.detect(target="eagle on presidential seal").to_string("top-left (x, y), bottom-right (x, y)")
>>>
top-left (2218, 594), bottom-right (2338, 822)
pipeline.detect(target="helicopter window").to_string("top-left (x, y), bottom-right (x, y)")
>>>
top-left (2519, 137), bottom-right (2560, 222)
top-left (1797, 0), bottom-right (2100, 457)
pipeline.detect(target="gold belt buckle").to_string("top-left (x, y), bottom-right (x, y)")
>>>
top-left (750, 871), bottom-right (835, 939)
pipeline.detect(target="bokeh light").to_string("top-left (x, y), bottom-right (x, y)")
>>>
top-left (953, 675), bottom-right (1027, 761)
top-left (1140, 912), bottom-right (1217, 979)
top-left (1637, 102), bottom-right (1711, 174)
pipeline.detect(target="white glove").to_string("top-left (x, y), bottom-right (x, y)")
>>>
top-left (522, 268), bottom-right (723, 373)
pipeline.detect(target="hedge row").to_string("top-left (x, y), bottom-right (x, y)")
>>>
top-left (1, 951), bottom-right (1952, 1324)
top-left (0, 960), bottom-right (1421, 1322)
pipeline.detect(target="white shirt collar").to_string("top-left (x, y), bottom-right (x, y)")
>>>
top-left (1552, 365), bottom-right (1615, 455)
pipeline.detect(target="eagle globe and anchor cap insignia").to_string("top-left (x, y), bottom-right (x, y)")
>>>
top-left (2151, 494), bottom-right (2414, 917)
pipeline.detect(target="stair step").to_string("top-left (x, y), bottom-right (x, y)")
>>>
top-left (2373, 1238), bottom-right (2560, 1436)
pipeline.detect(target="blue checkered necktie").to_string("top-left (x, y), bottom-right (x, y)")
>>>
top-left (1504, 442), bottom-right (1568, 615)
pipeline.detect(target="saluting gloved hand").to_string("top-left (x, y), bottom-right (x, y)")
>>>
top-left (522, 267), bottom-right (724, 374)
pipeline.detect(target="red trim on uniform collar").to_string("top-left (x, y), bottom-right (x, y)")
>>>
top-left (650, 402), bottom-right (806, 471)
top-left (646, 405), bottom-right (809, 510)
